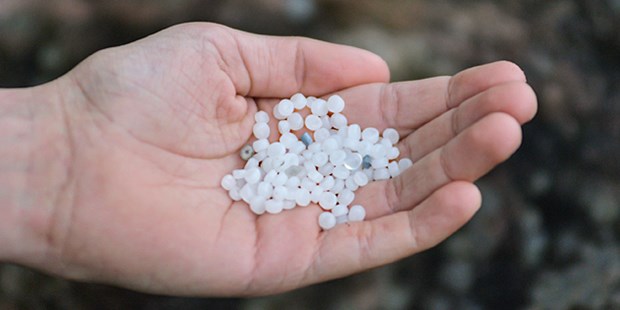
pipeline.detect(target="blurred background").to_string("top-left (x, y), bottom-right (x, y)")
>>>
top-left (1, 0), bottom-right (619, 309)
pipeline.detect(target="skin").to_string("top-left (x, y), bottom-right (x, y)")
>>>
top-left (0, 22), bottom-right (537, 296)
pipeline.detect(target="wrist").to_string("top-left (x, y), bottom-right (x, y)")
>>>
top-left (0, 80), bottom-right (73, 269)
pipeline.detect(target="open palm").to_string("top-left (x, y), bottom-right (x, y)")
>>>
top-left (49, 23), bottom-right (536, 296)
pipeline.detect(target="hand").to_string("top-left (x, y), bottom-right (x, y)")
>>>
top-left (22, 23), bottom-right (536, 296)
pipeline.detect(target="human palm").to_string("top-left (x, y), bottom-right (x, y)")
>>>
top-left (49, 23), bottom-right (536, 296)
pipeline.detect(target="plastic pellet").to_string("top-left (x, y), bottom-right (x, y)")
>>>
top-left (240, 144), bottom-right (254, 160)
top-left (318, 212), bottom-right (337, 230)
top-left (373, 168), bottom-right (390, 180)
top-left (232, 169), bottom-right (246, 179)
top-left (362, 155), bottom-right (373, 169)
top-left (244, 167), bottom-right (261, 184)
top-left (285, 165), bottom-right (303, 177)
top-left (348, 205), bottom-right (366, 222)
top-left (221, 174), bottom-right (236, 190)
top-left (329, 150), bottom-right (347, 166)
top-left (305, 114), bottom-right (322, 131)
top-left (253, 139), bottom-right (270, 153)
top-left (338, 189), bottom-right (355, 206)
top-left (257, 181), bottom-right (273, 198)
top-left (255, 111), bottom-right (269, 123)
top-left (310, 99), bottom-right (329, 116)
top-left (353, 171), bottom-right (369, 186)
top-left (267, 142), bottom-right (286, 158)
top-left (314, 128), bottom-right (331, 142)
top-left (319, 192), bottom-right (338, 210)
top-left (288, 113), bottom-right (304, 130)
top-left (301, 132), bottom-right (313, 146)
top-left (253, 122), bottom-right (270, 139)
top-left (399, 158), bottom-right (413, 171)
top-left (331, 113), bottom-right (348, 129)
top-left (362, 127), bottom-right (380, 144)
top-left (278, 99), bottom-right (295, 117)
top-left (312, 152), bottom-right (329, 167)
top-left (265, 199), bottom-right (284, 214)
top-left (291, 93), bottom-right (307, 110)
top-left (249, 196), bottom-right (266, 215)
top-left (295, 188), bottom-right (311, 206)
top-left (388, 161), bottom-right (400, 177)
top-left (331, 204), bottom-right (348, 217)
top-left (333, 165), bottom-right (350, 179)
top-left (278, 120), bottom-right (291, 134)
top-left (343, 153), bottom-right (363, 170)
top-left (382, 128), bottom-right (400, 145)
top-left (273, 186), bottom-right (288, 201)
top-left (327, 95), bottom-right (345, 113)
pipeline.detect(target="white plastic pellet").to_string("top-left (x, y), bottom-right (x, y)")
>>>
top-left (310, 186), bottom-right (323, 204)
top-left (308, 141), bottom-right (322, 153)
top-left (388, 161), bottom-right (401, 177)
top-left (357, 140), bottom-right (373, 156)
top-left (348, 205), bottom-right (366, 222)
top-left (273, 172), bottom-right (288, 187)
top-left (314, 128), bottom-right (331, 142)
top-left (331, 113), bottom-right (348, 129)
top-left (290, 141), bottom-right (306, 154)
top-left (286, 175), bottom-right (301, 188)
top-left (329, 150), bottom-right (347, 166)
top-left (387, 146), bottom-right (400, 160)
top-left (232, 169), bottom-right (246, 179)
top-left (291, 93), bottom-right (307, 110)
top-left (336, 215), bottom-right (348, 224)
top-left (240, 184), bottom-right (255, 203)
top-left (283, 200), bottom-right (297, 210)
top-left (254, 111), bottom-right (270, 123)
top-left (332, 178), bottom-right (345, 194)
top-left (267, 142), bottom-right (286, 158)
top-left (327, 95), bottom-right (345, 113)
top-left (331, 204), bottom-right (348, 217)
top-left (244, 167), bottom-right (261, 184)
top-left (345, 176), bottom-right (359, 191)
top-left (278, 120), bottom-right (291, 134)
top-left (383, 128), bottom-right (399, 145)
top-left (257, 181), bottom-right (273, 198)
top-left (371, 157), bottom-right (389, 169)
top-left (319, 175), bottom-right (335, 191)
top-left (264, 170), bottom-right (277, 183)
top-left (332, 165), bottom-right (350, 179)
top-left (221, 174), bottom-right (236, 190)
top-left (318, 163), bottom-right (335, 175)
top-left (373, 168), bottom-right (390, 180)
top-left (343, 137), bottom-right (359, 151)
top-left (265, 199), bottom-right (284, 214)
top-left (228, 188), bottom-right (242, 201)
top-left (399, 158), bottom-right (413, 171)
top-left (319, 192), bottom-right (338, 210)
top-left (301, 177), bottom-right (315, 191)
top-left (252, 139), bottom-right (269, 153)
top-left (245, 158), bottom-right (259, 169)
top-left (370, 144), bottom-right (387, 159)
top-left (337, 189), bottom-right (355, 206)
top-left (312, 152), bottom-right (329, 167)
top-left (295, 188), bottom-right (311, 206)
top-left (278, 99), bottom-right (295, 117)
top-left (318, 212), bottom-right (337, 230)
top-left (273, 104), bottom-right (285, 120)
top-left (310, 99), bottom-right (329, 116)
top-left (362, 127), bottom-right (380, 144)
top-left (253, 151), bottom-right (267, 161)
top-left (287, 113), bottom-right (304, 130)
top-left (280, 133), bottom-right (298, 150)
top-left (353, 171), bottom-right (369, 186)
top-left (322, 138), bottom-right (339, 153)
top-left (347, 124), bottom-right (361, 141)
top-left (272, 186), bottom-right (288, 201)
top-left (249, 196), bottom-right (266, 214)
top-left (305, 114), bottom-right (323, 131)
top-left (253, 122), bottom-right (270, 139)
top-left (307, 169), bottom-right (324, 183)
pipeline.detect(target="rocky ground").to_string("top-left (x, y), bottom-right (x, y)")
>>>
top-left (1, 0), bottom-right (619, 309)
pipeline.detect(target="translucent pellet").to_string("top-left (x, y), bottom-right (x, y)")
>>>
top-left (343, 153), bottom-right (362, 170)
top-left (305, 114), bottom-right (322, 131)
top-left (318, 212), bottom-right (337, 230)
top-left (255, 111), bottom-right (270, 123)
top-left (348, 205), bottom-right (366, 222)
top-left (327, 95), bottom-right (345, 113)
top-left (362, 127), bottom-right (380, 144)
top-left (287, 113), bottom-right (304, 130)
top-left (331, 113), bottom-right (348, 129)
top-left (253, 122), bottom-right (270, 139)
top-left (278, 120), bottom-right (291, 134)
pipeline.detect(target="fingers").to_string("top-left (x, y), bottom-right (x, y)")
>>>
top-left (331, 61), bottom-right (528, 136)
top-left (400, 81), bottom-right (537, 162)
top-left (210, 24), bottom-right (390, 97)
top-left (310, 181), bottom-right (480, 282)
